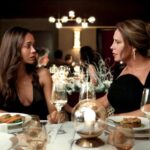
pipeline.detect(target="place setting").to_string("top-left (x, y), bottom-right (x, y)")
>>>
top-left (14, 114), bottom-right (49, 150)
top-left (0, 113), bottom-right (50, 150)
top-left (0, 112), bottom-right (32, 150)
top-left (0, 112), bottom-right (32, 133)
top-left (106, 88), bottom-right (150, 140)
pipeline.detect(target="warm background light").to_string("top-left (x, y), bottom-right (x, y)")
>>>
top-left (48, 10), bottom-right (96, 29)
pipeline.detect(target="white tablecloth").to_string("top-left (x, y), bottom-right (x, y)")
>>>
top-left (46, 121), bottom-right (150, 150)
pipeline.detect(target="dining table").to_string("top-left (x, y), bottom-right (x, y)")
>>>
top-left (0, 120), bottom-right (150, 150)
top-left (46, 121), bottom-right (150, 150)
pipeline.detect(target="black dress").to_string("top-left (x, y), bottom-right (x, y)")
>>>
top-left (107, 72), bottom-right (150, 114)
top-left (0, 83), bottom-right (49, 120)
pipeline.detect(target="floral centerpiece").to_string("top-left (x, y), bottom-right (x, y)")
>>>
top-left (49, 54), bottom-right (113, 96)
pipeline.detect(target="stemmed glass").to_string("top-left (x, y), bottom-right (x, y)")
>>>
top-left (141, 88), bottom-right (150, 118)
top-left (140, 88), bottom-right (150, 138)
top-left (52, 82), bottom-right (68, 134)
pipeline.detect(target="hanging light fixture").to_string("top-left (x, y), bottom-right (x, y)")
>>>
top-left (48, 10), bottom-right (96, 29)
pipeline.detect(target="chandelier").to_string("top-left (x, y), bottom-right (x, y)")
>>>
top-left (48, 10), bottom-right (96, 28)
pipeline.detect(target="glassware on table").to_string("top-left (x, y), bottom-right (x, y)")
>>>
top-left (108, 126), bottom-right (134, 150)
top-left (72, 99), bottom-right (107, 148)
top-left (23, 124), bottom-right (47, 150)
top-left (18, 115), bottom-right (47, 150)
top-left (52, 84), bottom-right (67, 112)
top-left (52, 83), bottom-right (68, 134)
top-left (140, 88), bottom-right (150, 140)
top-left (26, 115), bottom-right (41, 127)
top-left (141, 88), bottom-right (150, 118)
top-left (79, 81), bottom-right (96, 101)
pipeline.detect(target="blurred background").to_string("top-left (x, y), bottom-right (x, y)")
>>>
top-left (0, 0), bottom-right (149, 65)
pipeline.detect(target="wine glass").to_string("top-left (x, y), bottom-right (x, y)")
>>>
top-left (52, 83), bottom-right (68, 134)
top-left (108, 126), bottom-right (134, 150)
top-left (141, 88), bottom-right (150, 118)
top-left (79, 81), bottom-right (96, 101)
top-left (140, 88), bottom-right (150, 138)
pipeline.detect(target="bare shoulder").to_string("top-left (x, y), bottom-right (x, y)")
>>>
top-left (37, 67), bottom-right (52, 84)
top-left (37, 67), bottom-right (50, 76)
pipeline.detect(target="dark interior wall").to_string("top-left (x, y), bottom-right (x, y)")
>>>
top-left (96, 29), bottom-right (114, 67)
top-left (0, 19), bottom-right (58, 54)
top-left (33, 31), bottom-right (58, 53)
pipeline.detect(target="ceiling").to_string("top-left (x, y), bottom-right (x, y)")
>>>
top-left (0, 0), bottom-right (150, 26)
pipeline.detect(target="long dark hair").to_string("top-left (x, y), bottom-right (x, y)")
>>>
top-left (80, 46), bottom-right (100, 66)
top-left (0, 26), bottom-right (38, 101)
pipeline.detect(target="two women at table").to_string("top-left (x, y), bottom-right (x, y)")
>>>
top-left (0, 27), bottom-right (58, 122)
top-left (0, 19), bottom-right (149, 121)
top-left (97, 19), bottom-right (150, 116)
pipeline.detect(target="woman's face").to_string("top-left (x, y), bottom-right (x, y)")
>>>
top-left (21, 33), bottom-right (37, 64)
top-left (110, 29), bottom-right (133, 63)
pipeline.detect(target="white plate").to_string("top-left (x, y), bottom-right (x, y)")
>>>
top-left (0, 132), bottom-right (18, 150)
top-left (107, 116), bottom-right (149, 131)
top-left (0, 112), bottom-right (31, 126)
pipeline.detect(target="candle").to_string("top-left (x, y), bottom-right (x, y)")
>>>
top-left (83, 108), bottom-right (96, 131)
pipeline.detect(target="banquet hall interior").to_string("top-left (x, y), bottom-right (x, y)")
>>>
top-left (0, 1), bottom-right (150, 149)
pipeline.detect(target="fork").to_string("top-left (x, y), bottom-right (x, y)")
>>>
top-left (107, 118), bottom-right (120, 125)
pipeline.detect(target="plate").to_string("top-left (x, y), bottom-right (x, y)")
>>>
top-left (0, 132), bottom-right (18, 150)
top-left (0, 112), bottom-right (31, 126)
top-left (107, 116), bottom-right (149, 131)
top-left (0, 113), bottom-right (32, 132)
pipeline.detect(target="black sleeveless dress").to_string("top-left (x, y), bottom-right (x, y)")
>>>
top-left (0, 83), bottom-right (49, 120)
top-left (107, 72), bottom-right (150, 114)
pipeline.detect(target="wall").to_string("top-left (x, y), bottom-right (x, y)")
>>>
top-left (0, 19), bottom-right (114, 63)
top-left (58, 28), bottom-right (97, 62)
top-left (0, 18), bottom-right (58, 51)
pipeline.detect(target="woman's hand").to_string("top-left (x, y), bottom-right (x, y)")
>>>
top-left (47, 111), bottom-right (58, 124)
top-left (47, 111), bottom-right (67, 124)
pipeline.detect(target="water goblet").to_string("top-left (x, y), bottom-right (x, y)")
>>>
top-left (23, 124), bottom-right (47, 150)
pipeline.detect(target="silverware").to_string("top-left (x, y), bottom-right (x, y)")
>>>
top-left (107, 118), bottom-right (120, 125)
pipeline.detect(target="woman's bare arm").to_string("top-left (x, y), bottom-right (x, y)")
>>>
top-left (38, 68), bottom-right (57, 114)
top-left (96, 93), bottom-right (110, 108)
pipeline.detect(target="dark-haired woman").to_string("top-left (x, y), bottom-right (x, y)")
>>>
top-left (0, 27), bottom-right (58, 122)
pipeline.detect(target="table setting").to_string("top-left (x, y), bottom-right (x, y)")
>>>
top-left (0, 112), bottom-right (150, 150)
top-left (45, 121), bottom-right (150, 150)
top-left (0, 113), bottom-right (48, 150)
top-left (1, 88), bottom-right (150, 150)
top-left (45, 99), bottom-right (150, 150)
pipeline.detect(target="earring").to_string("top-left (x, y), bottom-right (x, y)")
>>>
top-left (132, 49), bottom-right (136, 60)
